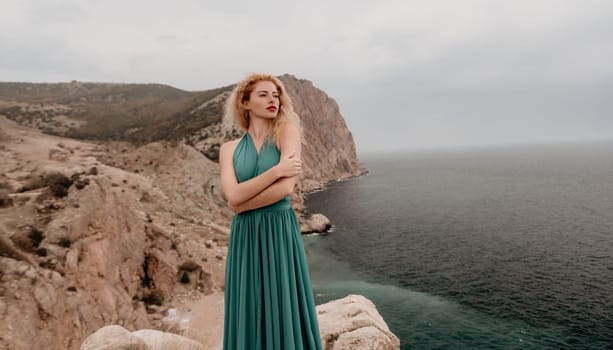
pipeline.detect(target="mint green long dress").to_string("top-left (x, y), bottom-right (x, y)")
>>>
top-left (223, 133), bottom-right (322, 350)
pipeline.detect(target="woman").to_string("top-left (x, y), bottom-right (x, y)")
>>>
top-left (219, 73), bottom-right (322, 349)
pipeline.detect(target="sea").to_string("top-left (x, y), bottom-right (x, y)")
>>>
top-left (303, 140), bottom-right (613, 350)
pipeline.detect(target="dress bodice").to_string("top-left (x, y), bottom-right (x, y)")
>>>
top-left (232, 133), bottom-right (290, 212)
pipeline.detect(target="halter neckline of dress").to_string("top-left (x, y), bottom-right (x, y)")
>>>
top-left (245, 131), bottom-right (273, 156)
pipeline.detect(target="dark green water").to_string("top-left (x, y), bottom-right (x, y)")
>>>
top-left (304, 141), bottom-right (613, 349)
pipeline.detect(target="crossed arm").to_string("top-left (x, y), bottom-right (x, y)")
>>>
top-left (219, 125), bottom-right (302, 213)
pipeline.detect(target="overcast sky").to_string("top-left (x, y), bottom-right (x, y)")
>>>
top-left (2, 0), bottom-right (612, 154)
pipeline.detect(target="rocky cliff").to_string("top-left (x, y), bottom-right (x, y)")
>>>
top-left (0, 76), bottom-right (375, 350)
top-left (281, 76), bottom-right (365, 192)
top-left (0, 117), bottom-right (228, 349)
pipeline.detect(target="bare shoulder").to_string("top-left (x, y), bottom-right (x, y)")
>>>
top-left (219, 139), bottom-right (241, 160)
top-left (278, 123), bottom-right (301, 152)
top-left (220, 138), bottom-right (241, 152)
top-left (280, 123), bottom-right (300, 136)
top-left (278, 123), bottom-right (301, 144)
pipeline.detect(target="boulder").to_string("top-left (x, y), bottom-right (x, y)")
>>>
top-left (80, 325), bottom-right (204, 350)
top-left (317, 295), bottom-right (400, 350)
top-left (80, 325), bottom-right (146, 350)
top-left (132, 329), bottom-right (204, 350)
top-left (300, 213), bottom-right (331, 234)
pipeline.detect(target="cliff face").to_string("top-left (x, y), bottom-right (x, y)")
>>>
top-left (0, 76), bottom-right (370, 350)
top-left (0, 117), bottom-right (228, 350)
top-left (280, 75), bottom-right (366, 192)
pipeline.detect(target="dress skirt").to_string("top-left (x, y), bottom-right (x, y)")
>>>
top-left (223, 202), bottom-right (322, 350)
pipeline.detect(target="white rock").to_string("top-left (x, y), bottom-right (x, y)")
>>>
top-left (80, 325), bottom-right (205, 350)
top-left (334, 326), bottom-right (398, 350)
top-left (301, 213), bottom-right (331, 234)
top-left (80, 325), bottom-right (146, 350)
top-left (160, 308), bottom-right (191, 334)
top-left (317, 294), bottom-right (400, 350)
top-left (132, 329), bottom-right (204, 350)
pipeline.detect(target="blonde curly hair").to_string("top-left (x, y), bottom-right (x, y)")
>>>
top-left (224, 73), bottom-right (300, 144)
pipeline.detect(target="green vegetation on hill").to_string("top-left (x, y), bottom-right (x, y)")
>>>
top-left (0, 81), bottom-right (233, 142)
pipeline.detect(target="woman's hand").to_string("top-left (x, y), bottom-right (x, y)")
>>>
top-left (275, 151), bottom-right (302, 178)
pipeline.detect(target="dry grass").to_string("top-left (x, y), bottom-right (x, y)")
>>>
top-left (0, 82), bottom-right (232, 143)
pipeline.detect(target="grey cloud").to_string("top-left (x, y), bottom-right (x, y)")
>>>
top-left (24, 1), bottom-right (88, 24)
top-left (1, 0), bottom-right (612, 152)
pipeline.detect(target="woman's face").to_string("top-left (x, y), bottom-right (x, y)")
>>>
top-left (244, 80), bottom-right (280, 120)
